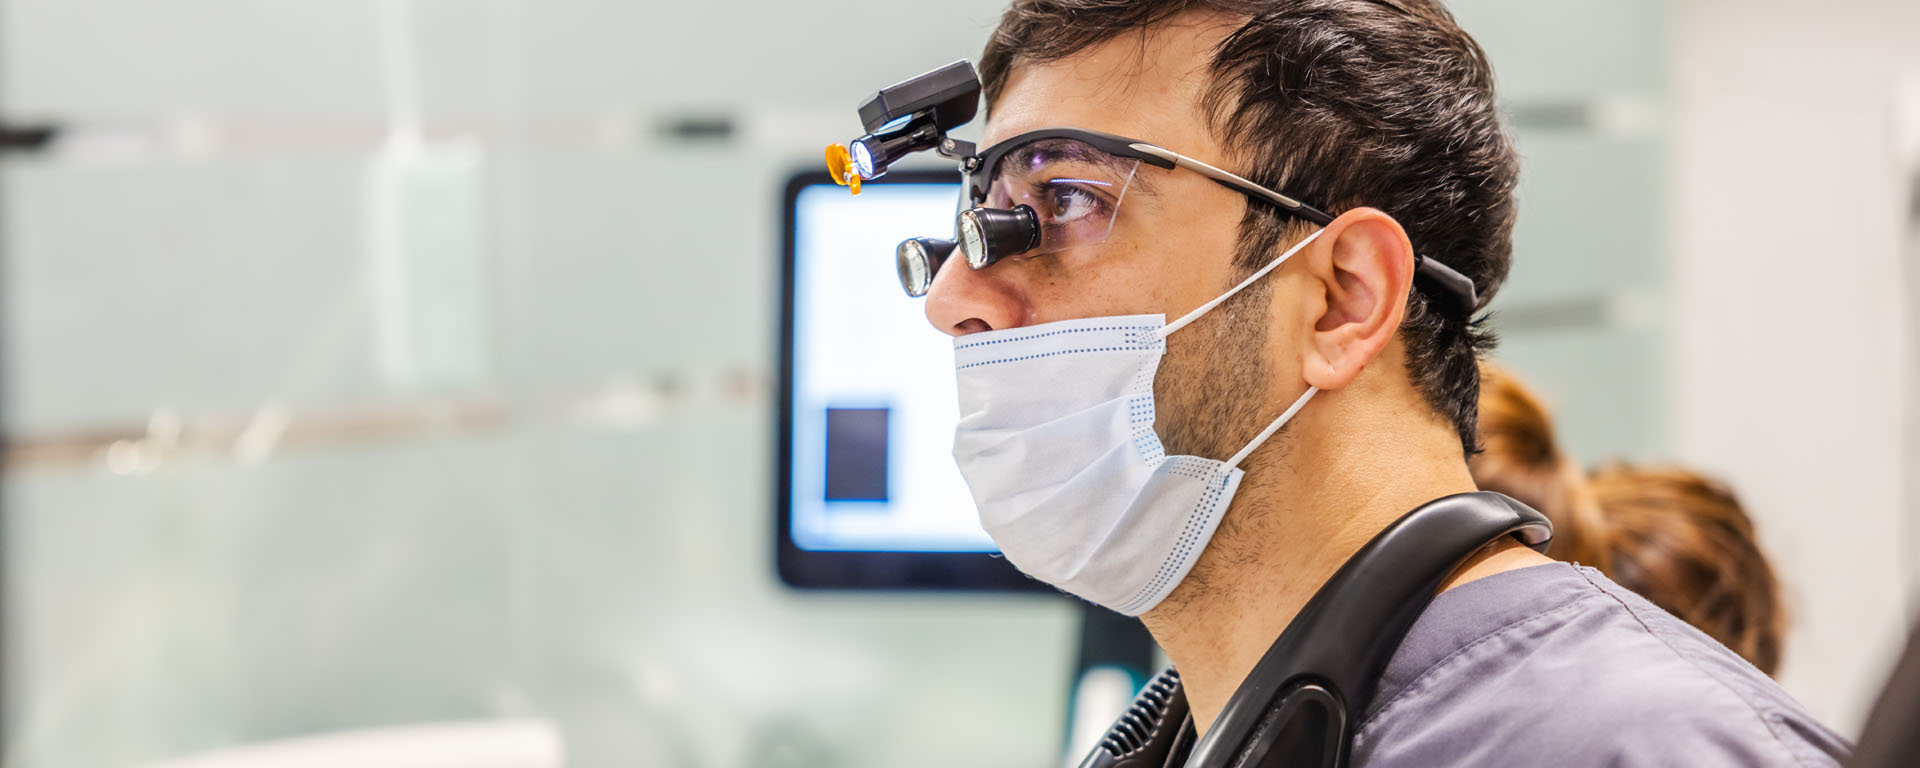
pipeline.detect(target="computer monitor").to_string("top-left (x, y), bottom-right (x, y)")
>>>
top-left (775, 169), bottom-right (1044, 591)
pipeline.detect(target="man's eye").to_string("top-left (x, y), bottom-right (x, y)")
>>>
top-left (1045, 183), bottom-right (1107, 224)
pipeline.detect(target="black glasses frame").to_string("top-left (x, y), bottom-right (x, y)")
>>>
top-left (960, 127), bottom-right (1478, 309)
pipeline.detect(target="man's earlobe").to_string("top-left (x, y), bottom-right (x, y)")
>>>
top-left (1300, 209), bottom-right (1415, 391)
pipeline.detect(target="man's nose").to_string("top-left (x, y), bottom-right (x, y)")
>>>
top-left (924, 253), bottom-right (1025, 337)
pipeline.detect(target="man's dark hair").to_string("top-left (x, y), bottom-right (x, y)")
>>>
top-left (980, 0), bottom-right (1517, 456)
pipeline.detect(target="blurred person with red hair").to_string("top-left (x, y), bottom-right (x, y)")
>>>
top-left (1471, 363), bottom-right (1787, 675)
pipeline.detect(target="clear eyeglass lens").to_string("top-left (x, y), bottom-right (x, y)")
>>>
top-left (980, 138), bottom-right (1139, 258)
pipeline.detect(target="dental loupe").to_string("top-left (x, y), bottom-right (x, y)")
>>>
top-left (825, 61), bottom-right (987, 295)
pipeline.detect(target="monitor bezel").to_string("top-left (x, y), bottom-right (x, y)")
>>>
top-left (775, 168), bottom-right (1049, 592)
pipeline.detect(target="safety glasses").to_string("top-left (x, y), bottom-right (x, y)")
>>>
top-left (955, 130), bottom-right (1147, 270)
top-left (896, 127), bottom-right (1477, 310)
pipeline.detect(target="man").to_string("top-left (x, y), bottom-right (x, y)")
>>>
top-left (923, 0), bottom-right (1852, 764)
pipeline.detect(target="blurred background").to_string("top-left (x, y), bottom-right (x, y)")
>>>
top-left (0, 0), bottom-right (1915, 765)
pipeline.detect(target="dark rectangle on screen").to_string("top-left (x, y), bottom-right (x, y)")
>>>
top-left (824, 407), bottom-right (890, 502)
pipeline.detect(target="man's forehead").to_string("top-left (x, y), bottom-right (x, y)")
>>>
top-left (983, 13), bottom-right (1240, 152)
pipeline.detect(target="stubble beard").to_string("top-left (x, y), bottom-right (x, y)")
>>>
top-left (1151, 277), bottom-right (1293, 614)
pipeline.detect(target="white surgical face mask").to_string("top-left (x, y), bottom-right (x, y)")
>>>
top-left (951, 229), bottom-right (1325, 615)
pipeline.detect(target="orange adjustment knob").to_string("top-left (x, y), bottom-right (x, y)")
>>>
top-left (824, 143), bottom-right (861, 195)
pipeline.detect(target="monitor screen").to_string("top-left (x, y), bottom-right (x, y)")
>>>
top-left (775, 169), bottom-right (1043, 591)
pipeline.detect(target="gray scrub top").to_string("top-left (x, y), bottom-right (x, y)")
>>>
top-left (1349, 562), bottom-right (1852, 767)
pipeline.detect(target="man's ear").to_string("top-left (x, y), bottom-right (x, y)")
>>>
top-left (1295, 207), bottom-right (1415, 391)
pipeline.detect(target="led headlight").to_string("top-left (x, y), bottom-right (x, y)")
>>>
top-left (850, 139), bottom-right (879, 180)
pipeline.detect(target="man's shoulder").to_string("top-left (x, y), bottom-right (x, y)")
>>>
top-left (1351, 563), bottom-right (1851, 767)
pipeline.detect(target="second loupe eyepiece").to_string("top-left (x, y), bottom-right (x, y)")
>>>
top-left (896, 237), bottom-right (956, 297)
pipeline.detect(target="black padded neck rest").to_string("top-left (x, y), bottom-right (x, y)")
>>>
top-left (1076, 492), bottom-right (1551, 768)
top-left (1180, 491), bottom-right (1551, 768)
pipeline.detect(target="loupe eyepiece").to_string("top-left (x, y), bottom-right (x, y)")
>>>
top-left (896, 237), bottom-right (956, 297)
top-left (957, 206), bottom-right (1040, 269)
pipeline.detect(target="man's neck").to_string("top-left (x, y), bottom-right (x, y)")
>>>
top-left (1138, 407), bottom-right (1552, 737)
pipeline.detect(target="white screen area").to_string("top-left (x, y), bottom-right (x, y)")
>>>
top-left (788, 181), bottom-right (995, 552)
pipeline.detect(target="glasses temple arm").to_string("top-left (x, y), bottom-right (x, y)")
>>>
top-left (1128, 143), bottom-right (1330, 222)
top-left (1128, 142), bottom-right (1479, 309)
top-left (1413, 255), bottom-right (1479, 309)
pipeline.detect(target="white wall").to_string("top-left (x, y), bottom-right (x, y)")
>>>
top-left (1669, 0), bottom-right (1918, 736)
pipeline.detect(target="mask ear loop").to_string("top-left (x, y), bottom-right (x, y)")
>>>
top-left (1146, 227), bottom-right (1328, 469)
top-left (1226, 386), bottom-right (1318, 469)
top-left (1153, 228), bottom-right (1326, 339)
